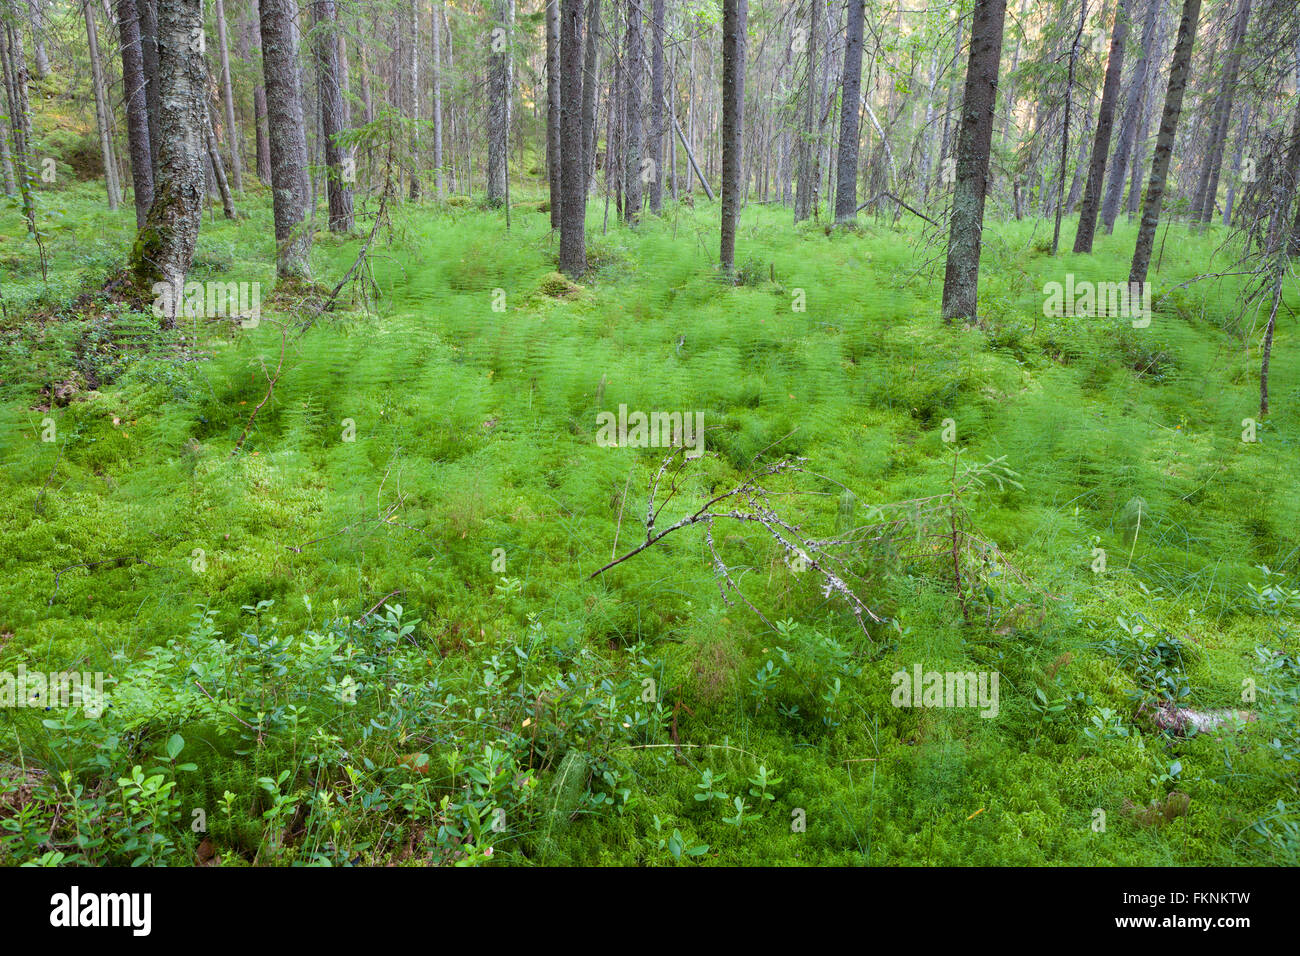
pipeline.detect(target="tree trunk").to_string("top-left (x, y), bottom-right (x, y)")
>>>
top-left (212, 0), bottom-right (242, 191)
top-left (432, 1), bottom-right (445, 198)
top-left (1052, 0), bottom-right (1087, 256)
top-left (26, 0), bottom-right (48, 79)
top-left (1101, 0), bottom-right (1159, 234)
top-left (648, 0), bottom-right (664, 213)
top-left (1192, 0), bottom-right (1251, 224)
top-left (313, 0), bottom-right (352, 231)
top-left (580, 0), bottom-right (601, 192)
top-left (794, 0), bottom-right (819, 223)
top-left (115, 0), bottom-right (154, 227)
top-left (138, 0), bottom-right (160, 169)
top-left (559, 0), bottom-right (587, 275)
top-left (719, 0), bottom-right (746, 273)
top-left (1130, 0), bottom-right (1201, 286)
top-left (407, 0), bottom-right (420, 200)
top-left (205, 102), bottom-right (237, 219)
top-left (487, 0), bottom-right (514, 206)
top-left (258, 0), bottom-right (314, 278)
top-left (546, 0), bottom-right (561, 225)
top-left (83, 1), bottom-right (121, 210)
top-left (941, 0), bottom-right (1006, 323)
top-left (1074, 0), bottom-right (1131, 252)
top-left (834, 0), bottom-right (864, 223)
top-left (127, 0), bottom-right (206, 324)
top-left (623, 0), bottom-right (644, 223)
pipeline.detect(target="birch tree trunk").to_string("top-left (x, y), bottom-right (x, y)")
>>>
top-left (407, 0), bottom-right (420, 200)
top-left (648, 0), bottom-right (664, 213)
top-left (127, 0), bottom-right (206, 324)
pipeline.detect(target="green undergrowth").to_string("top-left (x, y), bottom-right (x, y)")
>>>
top-left (0, 185), bottom-right (1297, 865)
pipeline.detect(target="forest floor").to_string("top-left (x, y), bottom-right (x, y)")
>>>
top-left (1, 179), bottom-right (1298, 865)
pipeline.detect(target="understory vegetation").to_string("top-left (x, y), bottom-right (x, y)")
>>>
top-left (1, 184), bottom-right (1298, 865)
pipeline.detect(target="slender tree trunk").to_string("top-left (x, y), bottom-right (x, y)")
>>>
top-left (1130, 0), bottom-right (1201, 286)
top-left (941, 0), bottom-right (1007, 323)
top-left (560, 0), bottom-right (587, 275)
top-left (204, 102), bottom-right (237, 219)
top-left (648, 0), bottom-right (664, 213)
top-left (720, 0), bottom-right (746, 272)
top-left (487, 0), bottom-right (514, 206)
top-left (115, 0), bottom-right (154, 227)
top-left (2, 13), bottom-right (38, 234)
top-left (623, 0), bottom-right (644, 223)
top-left (1101, 0), bottom-right (1159, 233)
top-left (1052, 0), bottom-right (1087, 255)
top-left (580, 0), bottom-right (601, 192)
top-left (259, 0), bottom-right (314, 278)
top-left (1074, 0), bottom-right (1131, 252)
top-left (432, 1), bottom-right (445, 197)
top-left (407, 0), bottom-right (420, 200)
top-left (313, 0), bottom-right (352, 231)
top-left (26, 0), bottom-right (48, 79)
top-left (834, 0), bottom-right (864, 223)
top-left (794, 0), bottom-right (819, 223)
top-left (1192, 0), bottom-right (1251, 224)
top-left (128, 0), bottom-right (206, 323)
top-left (211, 0), bottom-right (242, 191)
top-left (546, 0), bottom-right (561, 225)
top-left (83, 1), bottom-right (121, 210)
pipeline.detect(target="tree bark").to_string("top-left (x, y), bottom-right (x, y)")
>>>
top-left (560, 0), bottom-right (587, 275)
top-left (258, 0), bottom-right (314, 278)
top-left (1192, 0), bottom-right (1251, 224)
top-left (115, 0), bottom-right (154, 227)
top-left (486, 0), bottom-right (514, 206)
top-left (623, 0), bottom-right (644, 223)
top-left (719, 0), bottom-right (746, 272)
top-left (648, 0), bottom-right (664, 213)
top-left (127, 0), bottom-right (206, 324)
top-left (137, 0), bottom-right (160, 170)
top-left (794, 0), bottom-right (819, 223)
top-left (84, 0), bottom-right (122, 210)
top-left (313, 0), bottom-right (352, 231)
top-left (1101, 0), bottom-right (1159, 233)
top-left (1074, 0), bottom-right (1132, 252)
top-left (212, 0), bottom-right (242, 191)
top-left (1130, 0), bottom-right (1201, 286)
top-left (432, 1), bottom-right (445, 197)
top-left (834, 0), bottom-right (864, 223)
top-left (941, 0), bottom-right (1006, 323)
top-left (580, 0), bottom-right (601, 192)
top-left (407, 0), bottom-right (420, 200)
top-left (546, 0), bottom-right (561, 224)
